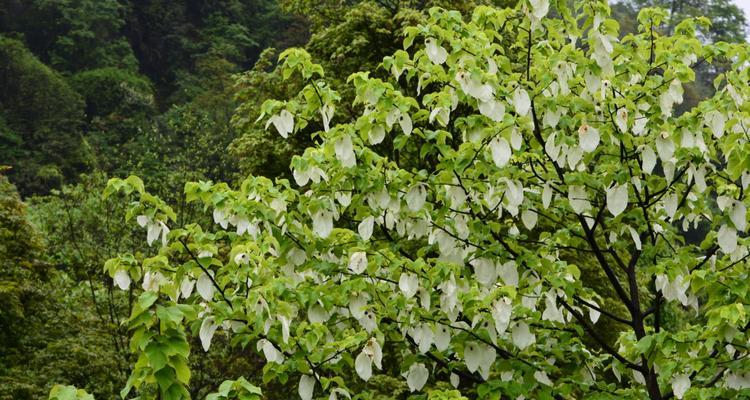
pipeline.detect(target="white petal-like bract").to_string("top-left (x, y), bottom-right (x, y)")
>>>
top-left (672, 373), bottom-right (691, 399)
top-left (399, 273), bottom-right (419, 298)
top-left (425, 38), bottom-right (448, 65)
top-left (358, 216), bottom-right (375, 240)
top-left (578, 124), bottom-right (600, 152)
top-left (299, 375), bottom-right (315, 400)
top-left (355, 351), bottom-right (372, 381)
top-left (606, 183), bottom-right (628, 217)
top-left (512, 322), bottom-right (535, 349)
top-left (718, 224), bottom-right (738, 253)
top-left (197, 272), bottom-right (215, 301)
top-left (512, 87), bottom-right (531, 116)
top-left (406, 363), bottom-right (429, 392)
top-left (490, 137), bottom-right (512, 167)
top-left (113, 269), bottom-right (131, 290)
top-left (349, 252), bottom-right (368, 274)
top-left (199, 317), bottom-right (218, 352)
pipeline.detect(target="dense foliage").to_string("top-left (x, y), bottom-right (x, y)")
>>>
top-left (1, 0), bottom-right (749, 399)
top-left (106, 2), bottom-right (750, 400)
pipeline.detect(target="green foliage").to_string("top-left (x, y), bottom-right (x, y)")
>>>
top-left (1, 0), bottom-right (749, 399)
top-left (48, 385), bottom-right (95, 400)
top-left (105, 1), bottom-right (750, 399)
top-left (231, 0), bottom-right (515, 179)
top-left (0, 174), bottom-right (44, 347)
top-left (615, 0), bottom-right (748, 43)
top-left (0, 36), bottom-right (86, 195)
top-left (70, 67), bottom-right (154, 119)
top-left (205, 377), bottom-right (262, 400)
top-left (0, 175), bottom-right (125, 400)
top-left (0, 0), bottom-right (138, 72)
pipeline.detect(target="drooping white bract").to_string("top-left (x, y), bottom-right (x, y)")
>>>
top-left (398, 112), bottom-right (413, 136)
top-left (521, 209), bottom-right (538, 230)
top-left (349, 251), bottom-right (368, 274)
top-left (641, 145), bottom-right (657, 174)
top-left (568, 185), bottom-right (591, 214)
top-left (411, 323), bottom-right (434, 354)
top-left (535, 370), bottom-right (553, 386)
top-left (726, 372), bottom-right (750, 390)
top-left (578, 124), bottom-right (600, 152)
top-left (718, 224), bottom-right (738, 253)
top-left (664, 193), bottom-right (678, 219)
top-left (354, 338), bottom-right (382, 382)
top-left (615, 108), bottom-right (628, 132)
top-left (512, 86), bottom-right (531, 116)
top-left (279, 315), bottom-right (291, 344)
top-left (354, 351), bottom-right (372, 381)
top-left (197, 271), bottom-right (215, 301)
top-left (433, 324), bottom-right (451, 351)
top-left (656, 131), bottom-right (675, 161)
top-left (358, 216), bottom-right (374, 240)
top-left (142, 271), bottom-right (164, 292)
top-left (456, 71), bottom-right (493, 102)
top-left (405, 184), bottom-right (427, 212)
top-left (424, 38), bottom-right (448, 65)
top-left (542, 183), bottom-right (553, 209)
top-left (464, 341), bottom-right (496, 380)
top-left (299, 375), bottom-right (315, 400)
top-left (180, 277), bottom-right (195, 299)
top-left (606, 183), bottom-right (628, 217)
top-left (731, 201), bottom-right (747, 231)
top-left (470, 258), bottom-right (496, 287)
top-left (671, 373), bottom-right (691, 399)
top-left (655, 274), bottom-right (690, 306)
top-left (705, 110), bottom-right (726, 138)
top-left (497, 261), bottom-right (519, 287)
top-left (428, 107), bottom-right (449, 127)
top-left (136, 215), bottom-right (170, 247)
top-left (490, 137), bottom-right (512, 167)
top-left (479, 98), bottom-right (505, 122)
top-left (399, 272), bottom-right (419, 298)
top-left (334, 135), bottom-right (356, 168)
top-left (512, 321), bottom-right (535, 349)
top-left (659, 79), bottom-right (684, 116)
top-left (529, 0), bottom-right (549, 24)
top-left (113, 269), bottom-right (131, 290)
top-left (200, 317), bottom-right (218, 352)
top-left (492, 297), bottom-right (512, 335)
top-left (348, 292), bottom-right (369, 319)
top-left (368, 125), bottom-right (386, 145)
top-left (312, 210), bottom-right (334, 238)
top-left (320, 103), bottom-right (335, 132)
top-left (308, 303), bottom-right (330, 324)
top-left (542, 292), bottom-right (564, 323)
top-left (257, 338), bottom-right (284, 364)
top-left (405, 363), bottom-right (429, 392)
top-left (267, 109), bottom-right (294, 138)
top-left (510, 128), bottom-right (522, 150)
top-left (587, 300), bottom-right (601, 324)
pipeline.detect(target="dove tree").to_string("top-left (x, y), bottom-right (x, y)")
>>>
top-left (101, 1), bottom-right (750, 399)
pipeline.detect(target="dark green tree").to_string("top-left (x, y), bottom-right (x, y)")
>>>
top-left (0, 37), bottom-right (87, 195)
top-left (0, 173), bottom-right (124, 400)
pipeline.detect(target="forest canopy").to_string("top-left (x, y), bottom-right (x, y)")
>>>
top-left (0, 0), bottom-right (749, 399)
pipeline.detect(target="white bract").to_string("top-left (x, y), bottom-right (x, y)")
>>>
top-left (267, 109), bottom-right (294, 138)
top-left (424, 38), bottom-right (448, 64)
top-left (405, 363), bottom-right (429, 392)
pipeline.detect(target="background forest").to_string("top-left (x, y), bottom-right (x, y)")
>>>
top-left (0, 0), bottom-right (747, 398)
